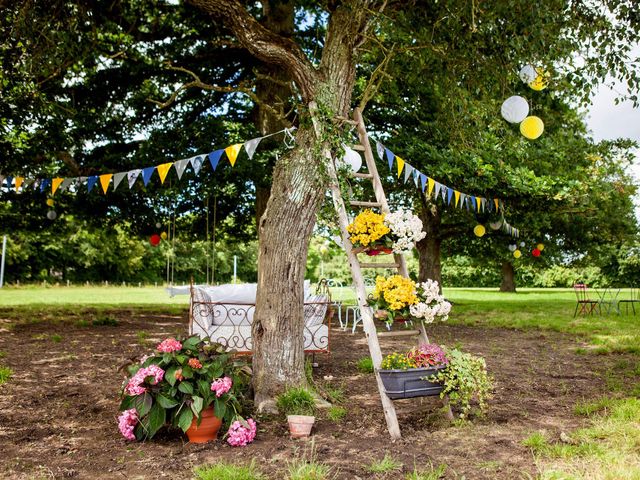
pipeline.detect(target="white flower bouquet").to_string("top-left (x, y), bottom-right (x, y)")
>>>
top-left (408, 279), bottom-right (452, 323)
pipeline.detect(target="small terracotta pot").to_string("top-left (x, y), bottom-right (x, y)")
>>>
top-left (186, 406), bottom-right (222, 443)
top-left (287, 415), bottom-right (315, 438)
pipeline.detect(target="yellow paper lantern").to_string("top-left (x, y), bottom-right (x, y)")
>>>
top-left (529, 68), bottom-right (549, 91)
top-left (537, 243), bottom-right (544, 251)
top-left (46, 198), bottom-right (54, 207)
top-left (520, 116), bottom-right (544, 140)
top-left (473, 225), bottom-right (486, 237)
top-left (513, 249), bottom-right (522, 259)
top-left (160, 231), bottom-right (168, 240)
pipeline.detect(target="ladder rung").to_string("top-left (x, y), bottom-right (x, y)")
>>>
top-left (359, 263), bottom-right (400, 269)
top-left (350, 144), bottom-right (366, 151)
top-left (352, 172), bottom-right (374, 179)
top-left (377, 330), bottom-right (420, 338)
top-left (350, 200), bottom-right (382, 208)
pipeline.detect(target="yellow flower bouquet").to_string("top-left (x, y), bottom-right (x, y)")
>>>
top-left (346, 209), bottom-right (391, 254)
top-left (346, 209), bottom-right (426, 255)
top-left (369, 275), bottom-right (417, 324)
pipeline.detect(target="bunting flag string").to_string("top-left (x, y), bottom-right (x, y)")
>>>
top-left (0, 127), bottom-right (295, 197)
top-left (373, 138), bottom-right (521, 237)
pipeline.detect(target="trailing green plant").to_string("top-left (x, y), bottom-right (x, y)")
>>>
top-left (431, 348), bottom-right (493, 419)
top-left (276, 387), bottom-right (317, 417)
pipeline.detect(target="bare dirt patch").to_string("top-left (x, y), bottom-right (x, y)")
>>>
top-left (0, 309), bottom-right (621, 479)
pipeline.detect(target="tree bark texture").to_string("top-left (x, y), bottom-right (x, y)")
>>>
top-left (188, 0), bottom-right (375, 409)
top-left (500, 261), bottom-right (517, 292)
top-left (417, 198), bottom-right (443, 287)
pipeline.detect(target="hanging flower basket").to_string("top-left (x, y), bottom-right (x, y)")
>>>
top-left (378, 366), bottom-right (444, 399)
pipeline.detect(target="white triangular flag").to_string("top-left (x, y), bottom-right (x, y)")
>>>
top-left (190, 155), bottom-right (204, 175)
top-left (174, 159), bottom-right (189, 179)
top-left (59, 178), bottom-right (74, 193)
top-left (434, 181), bottom-right (442, 199)
top-left (376, 141), bottom-right (385, 161)
top-left (244, 137), bottom-right (262, 160)
top-left (112, 172), bottom-right (127, 191)
top-left (413, 169), bottom-right (420, 188)
top-left (403, 164), bottom-right (414, 183)
top-left (128, 169), bottom-right (141, 189)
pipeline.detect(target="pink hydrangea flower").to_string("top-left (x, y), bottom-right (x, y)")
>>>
top-left (125, 365), bottom-right (165, 396)
top-left (157, 338), bottom-right (182, 353)
top-left (210, 377), bottom-right (232, 397)
top-left (118, 408), bottom-right (138, 441)
top-left (226, 418), bottom-right (257, 447)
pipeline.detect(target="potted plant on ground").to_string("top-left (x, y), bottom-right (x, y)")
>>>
top-left (369, 276), bottom-right (451, 327)
top-left (346, 208), bottom-right (426, 256)
top-left (117, 335), bottom-right (256, 445)
top-left (378, 343), bottom-right (449, 399)
top-left (276, 387), bottom-right (317, 438)
top-left (431, 347), bottom-right (493, 419)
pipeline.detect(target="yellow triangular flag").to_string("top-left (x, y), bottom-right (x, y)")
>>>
top-left (157, 162), bottom-right (173, 184)
top-left (494, 198), bottom-right (500, 211)
top-left (454, 190), bottom-right (461, 207)
top-left (225, 143), bottom-right (242, 167)
top-left (427, 177), bottom-right (435, 197)
top-left (99, 174), bottom-right (113, 194)
top-left (477, 197), bottom-right (482, 212)
top-left (15, 177), bottom-right (24, 192)
top-left (396, 156), bottom-right (405, 177)
top-left (51, 177), bottom-right (64, 195)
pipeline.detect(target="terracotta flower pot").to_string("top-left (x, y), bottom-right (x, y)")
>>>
top-left (186, 406), bottom-right (222, 443)
top-left (287, 415), bottom-right (315, 438)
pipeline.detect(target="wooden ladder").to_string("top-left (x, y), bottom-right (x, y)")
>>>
top-left (326, 108), bottom-right (432, 439)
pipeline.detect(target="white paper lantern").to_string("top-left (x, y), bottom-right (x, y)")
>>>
top-left (519, 64), bottom-right (537, 84)
top-left (155, 222), bottom-right (162, 229)
top-left (342, 146), bottom-right (363, 173)
top-left (520, 241), bottom-right (525, 247)
top-left (47, 210), bottom-right (57, 220)
top-left (508, 244), bottom-right (517, 252)
top-left (501, 96), bottom-right (530, 124)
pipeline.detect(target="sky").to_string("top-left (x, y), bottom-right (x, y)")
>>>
top-left (584, 45), bottom-right (640, 214)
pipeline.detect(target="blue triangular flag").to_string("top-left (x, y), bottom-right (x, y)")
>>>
top-left (470, 196), bottom-right (476, 211)
top-left (208, 150), bottom-right (224, 171)
top-left (87, 176), bottom-right (98, 192)
top-left (385, 149), bottom-right (395, 171)
top-left (5, 176), bottom-right (13, 188)
top-left (142, 167), bottom-right (155, 186)
top-left (420, 174), bottom-right (427, 192)
top-left (447, 188), bottom-right (454, 205)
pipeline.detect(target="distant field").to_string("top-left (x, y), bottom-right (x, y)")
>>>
top-left (1, 285), bottom-right (637, 353)
top-left (0, 285), bottom-right (189, 307)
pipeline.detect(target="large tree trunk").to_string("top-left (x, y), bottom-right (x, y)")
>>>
top-left (500, 261), bottom-right (517, 292)
top-left (417, 197), bottom-right (442, 286)
top-left (189, 0), bottom-right (372, 411)
top-left (252, 127), bottom-right (327, 409)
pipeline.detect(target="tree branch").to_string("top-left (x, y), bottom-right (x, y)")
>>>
top-left (147, 63), bottom-right (279, 121)
top-left (186, 0), bottom-right (318, 101)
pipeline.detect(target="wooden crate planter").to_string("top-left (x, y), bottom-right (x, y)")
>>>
top-left (378, 366), bottom-right (444, 399)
